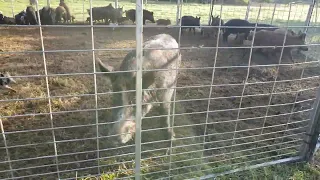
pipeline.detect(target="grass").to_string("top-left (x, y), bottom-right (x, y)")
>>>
top-left (0, 0), bottom-right (320, 179)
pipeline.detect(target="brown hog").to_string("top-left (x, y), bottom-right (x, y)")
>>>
top-left (55, 6), bottom-right (67, 23)
top-left (248, 30), bottom-right (308, 62)
top-left (59, 0), bottom-right (72, 23)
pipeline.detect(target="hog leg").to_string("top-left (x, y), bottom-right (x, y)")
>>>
top-left (223, 31), bottom-right (230, 42)
top-left (159, 88), bottom-right (175, 141)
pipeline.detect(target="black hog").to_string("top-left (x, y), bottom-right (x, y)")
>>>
top-left (180, 16), bottom-right (201, 35)
top-left (247, 30), bottom-right (308, 62)
top-left (125, 9), bottom-right (155, 25)
top-left (274, 28), bottom-right (296, 36)
top-left (97, 33), bottom-right (181, 145)
top-left (26, 6), bottom-right (37, 25)
top-left (222, 19), bottom-right (253, 42)
top-left (15, 11), bottom-right (27, 25)
top-left (224, 19), bottom-right (280, 43)
top-left (39, 6), bottom-right (56, 25)
top-left (0, 14), bottom-right (16, 24)
top-left (0, 14), bottom-right (3, 24)
top-left (87, 3), bottom-right (114, 24)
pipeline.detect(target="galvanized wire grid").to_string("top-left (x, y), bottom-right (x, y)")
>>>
top-left (0, 0), bottom-right (320, 179)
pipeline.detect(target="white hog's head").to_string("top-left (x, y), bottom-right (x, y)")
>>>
top-left (97, 57), bottom-right (155, 144)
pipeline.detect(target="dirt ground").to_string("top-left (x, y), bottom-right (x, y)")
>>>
top-left (0, 26), bottom-right (320, 179)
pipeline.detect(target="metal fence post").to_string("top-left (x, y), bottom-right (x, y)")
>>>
top-left (270, 3), bottom-right (277, 25)
top-left (115, 0), bottom-right (118, 8)
top-left (83, 0), bottom-right (85, 23)
top-left (176, 0), bottom-right (181, 25)
top-left (11, 0), bottom-right (14, 18)
top-left (300, 87), bottom-right (320, 162)
top-left (245, 0), bottom-right (251, 21)
top-left (304, 0), bottom-right (316, 33)
top-left (135, 0), bottom-right (143, 178)
top-left (208, 0), bottom-right (215, 25)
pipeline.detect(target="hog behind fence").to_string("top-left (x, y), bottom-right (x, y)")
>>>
top-left (0, 0), bottom-right (320, 179)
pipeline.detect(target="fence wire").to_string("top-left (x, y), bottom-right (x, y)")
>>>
top-left (0, 0), bottom-right (320, 179)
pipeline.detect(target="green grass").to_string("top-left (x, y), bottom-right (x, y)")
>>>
top-left (1, 0), bottom-right (320, 179)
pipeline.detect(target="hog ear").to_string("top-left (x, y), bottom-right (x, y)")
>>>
top-left (5, 72), bottom-right (16, 84)
top-left (96, 57), bottom-right (116, 81)
top-left (299, 32), bottom-right (306, 40)
top-left (216, 15), bottom-right (219, 18)
top-left (151, 12), bottom-right (154, 15)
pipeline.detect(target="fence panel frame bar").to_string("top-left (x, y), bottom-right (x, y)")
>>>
top-left (134, 0), bottom-right (144, 179)
top-left (245, 0), bottom-right (251, 20)
top-left (300, 86), bottom-right (320, 161)
top-left (304, 0), bottom-right (316, 33)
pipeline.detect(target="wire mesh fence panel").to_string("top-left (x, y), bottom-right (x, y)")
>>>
top-left (0, 0), bottom-right (320, 179)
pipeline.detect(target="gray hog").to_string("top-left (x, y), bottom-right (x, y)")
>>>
top-left (109, 7), bottom-right (123, 24)
top-left (201, 15), bottom-right (224, 37)
top-left (274, 28), bottom-right (296, 36)
top-left (156, 19), bottom-right (171, 25)
top-left (248, 30), bottom-right (308, 61)
top-left (97, 34), bottom-right (181, 144)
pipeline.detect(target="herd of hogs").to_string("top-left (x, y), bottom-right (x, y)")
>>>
top-left (0, 1), bottom-right (310, 144)
top-left (0, 1), bottom-right (308, 62)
